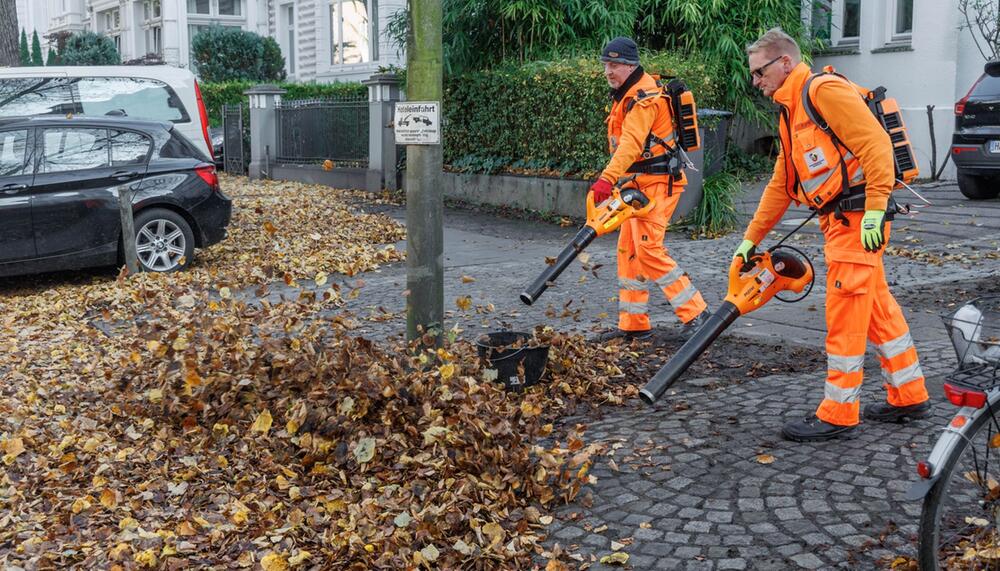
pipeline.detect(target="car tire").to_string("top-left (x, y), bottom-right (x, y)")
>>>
top-left (132, 208), bottom-right (195, 273)
top-left (957, 170), bottom-right (1000, 200)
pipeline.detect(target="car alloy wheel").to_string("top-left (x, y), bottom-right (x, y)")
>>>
top-left (136, 218), bottom-right (188, 272)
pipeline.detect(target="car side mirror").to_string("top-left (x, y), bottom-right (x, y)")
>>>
top-left (985, 60), bottom-right (1000, 77)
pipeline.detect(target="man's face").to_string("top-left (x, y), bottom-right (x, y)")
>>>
top-left (748, 52), bottom-right (790, 98)
top-left (604, 61), bottom-right (635, 89)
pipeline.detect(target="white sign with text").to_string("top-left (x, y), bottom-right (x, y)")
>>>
top-left (394, 101), bottom-right (440, 145)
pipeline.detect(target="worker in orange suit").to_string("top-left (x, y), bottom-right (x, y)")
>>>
top-left (736, 28), bottom-right (930, 442)
top-left (590, 37), bottom-right (710, 342)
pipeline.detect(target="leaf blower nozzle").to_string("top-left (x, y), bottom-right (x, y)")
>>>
top-left (520, 226), bottom-right (597, 305)
top-left (639, 302), bottom-right (741, 404)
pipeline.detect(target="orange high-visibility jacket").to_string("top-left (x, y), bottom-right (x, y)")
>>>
top-left (744, 62), bottom-right (894, 245)
top-left (600, 68), bottom-right (687, 189)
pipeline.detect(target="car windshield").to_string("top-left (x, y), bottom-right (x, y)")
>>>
top-left (0, 76), bottom-right (189, 122)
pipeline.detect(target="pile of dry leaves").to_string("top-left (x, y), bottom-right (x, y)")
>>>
top-left (0, 177), bottom-right (633, 570)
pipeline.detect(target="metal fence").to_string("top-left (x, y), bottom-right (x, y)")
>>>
top-left (222, 103), bottom-right (248, 175)
top-left (275, 96), bottom-right (369, 167)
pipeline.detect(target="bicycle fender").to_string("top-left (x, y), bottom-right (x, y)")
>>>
top-left (905, 404), bottom-right (990, 500)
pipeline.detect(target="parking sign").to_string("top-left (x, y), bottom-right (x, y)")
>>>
top-left (394, 101), bottom-right (440, 145)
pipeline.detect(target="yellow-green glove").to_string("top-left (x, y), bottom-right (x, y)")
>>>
top-left (861, 209), bottom-right (886, 252)
top-left (734, 239), bottom-right (756, 261)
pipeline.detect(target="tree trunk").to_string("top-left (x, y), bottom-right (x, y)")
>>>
top-left (0, 0), bottom-right (19, 67)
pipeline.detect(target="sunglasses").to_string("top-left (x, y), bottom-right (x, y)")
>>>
top-left (750, 56), bottom-right (783, 79)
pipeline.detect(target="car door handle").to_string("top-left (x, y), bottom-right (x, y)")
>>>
top-left (112, 170), bottom-right (140, 181)
top-left (1, 183), bottom-right (26, 194)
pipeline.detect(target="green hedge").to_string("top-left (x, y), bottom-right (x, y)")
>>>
top-left (443, 51), bottom-right (722, 178)
top-left (199, 81), bottom-right (367, 126)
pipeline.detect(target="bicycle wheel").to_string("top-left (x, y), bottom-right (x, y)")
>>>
top-left (919, 405), bottom-right (1000, 569)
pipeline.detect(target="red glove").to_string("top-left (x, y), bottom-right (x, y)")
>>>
top-left (590, 179), bottom-right (613, 204)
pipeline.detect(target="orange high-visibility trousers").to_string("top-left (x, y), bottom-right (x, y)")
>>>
top-left (816, 211), bottom-right (929, 426)
top-left (617, 182), bottom-right (707, 332)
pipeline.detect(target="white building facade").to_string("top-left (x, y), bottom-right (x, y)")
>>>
top-left (807, 0), bottom-right (985, 179)
top-left (15, 0), bottom-right (406, 83)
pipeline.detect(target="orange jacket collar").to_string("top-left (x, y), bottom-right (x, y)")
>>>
top-left (772, 62), bottom-right (812, 109)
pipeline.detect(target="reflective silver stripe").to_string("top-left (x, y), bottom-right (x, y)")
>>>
top-left (876, 332), bottom-right (914, 360)
top-left (618, 277), bottom-right (647, 291)
top-left (883, 361), bottom-right (925, 387)
top-left (802, 168), bottom-right (836, 193)
top-left (619, 301), bottom-right (648, 314)
top-left (850, 164), bottom-right (865, 184)
top-left (669, 284), bottom-right (698, 307)
top-left (827, 354), bottom-right (864, 374)
top-left (824, 381), bottom-right (862, 404)
top-left (655, 267), bottom-right (685, 288)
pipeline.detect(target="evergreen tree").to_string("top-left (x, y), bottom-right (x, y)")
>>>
top-left (45, 48), bottom-right (57, 66)
top-left (30, 30), bottom-right (42, 66)
top-left (18, 29), bottom-right (28, 65)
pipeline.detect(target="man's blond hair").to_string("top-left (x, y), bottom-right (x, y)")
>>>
top-left (746, 27), bottom-right (801, 63)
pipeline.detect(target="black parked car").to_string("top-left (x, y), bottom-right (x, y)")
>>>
top-left (952, 61), bottom-right (1000, 200)
top-left (0, 115), bottom-right (231, 278)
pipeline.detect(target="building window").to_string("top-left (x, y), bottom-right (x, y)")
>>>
top-left (284, 4), bottom-right (296, 74)
top-left (810, 0), bottom-right (832, 44)
top-left (146, 26), bottom-right (161, 54)
top-left (842, 0), bottom-right (860, 41)
top-left (892, 0), bottom-right (913, 41)
top-left (100, 7), bottom-right (122, 32)
top-left (144, 0), bottom-right (161, 21)
top-left (218, 0), bottom-right (242, 16)
top-left (330, 0), bottom-right (375, 65)
top-left (187, 0), bottom-right (210, 14)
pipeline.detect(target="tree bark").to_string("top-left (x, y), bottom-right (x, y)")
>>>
top-left (0, 0), bottom-right (19, 67)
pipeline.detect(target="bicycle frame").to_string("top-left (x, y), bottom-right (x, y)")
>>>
top-left (906, 388), bottom-right (1000, 501)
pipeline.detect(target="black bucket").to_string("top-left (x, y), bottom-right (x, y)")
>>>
top-left (476, 331), bottom-right (550, 391)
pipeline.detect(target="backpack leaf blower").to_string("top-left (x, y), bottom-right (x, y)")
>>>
top-left (639, 246), bottom-right (814, 404)
top-left (520, 176), bottom-right (654, 306)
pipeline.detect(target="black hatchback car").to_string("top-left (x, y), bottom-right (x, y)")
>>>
top-left (952, 61), bottom-right (1000, 200)
top-left (0, 115), bottom-right (231, 278)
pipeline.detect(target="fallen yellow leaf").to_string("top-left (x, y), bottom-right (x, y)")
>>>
top-left (251, 409), bottom-right (273, 434)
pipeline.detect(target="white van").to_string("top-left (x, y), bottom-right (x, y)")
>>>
top-left (0, 66), bottom-right (213, 159)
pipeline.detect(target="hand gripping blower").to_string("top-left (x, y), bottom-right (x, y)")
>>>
top-left (639, 246), bottom-right (814, 404)
top-left (520, 176), bottom-right (654, 306)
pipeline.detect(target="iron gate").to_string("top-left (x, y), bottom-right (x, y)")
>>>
top-left (275, 95), bottom-right (369, 167)
top-left (222, 103), bottom-right (246, 174)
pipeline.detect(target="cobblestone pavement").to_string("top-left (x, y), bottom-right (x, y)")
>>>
top-left (311, 180), bottom-right (999, 569)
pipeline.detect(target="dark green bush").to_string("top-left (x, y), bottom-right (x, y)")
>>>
top-left (60, 32), bottom-right (120, 65)
top-left (443, 51), bottom-right (722, 178)
top-left (191, 26), bottom-right (286, 83)
top-left (199, 81), bottom-right (367, 126)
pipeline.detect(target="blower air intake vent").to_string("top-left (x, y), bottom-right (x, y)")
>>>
top-left (894, 145), bottom-right (916, 172)
top-left (883, 112), bottom-right (903, 130)
top-left (890, 131), bottom-right (907, 144)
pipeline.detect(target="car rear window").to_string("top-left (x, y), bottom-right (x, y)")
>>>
top-left (39, 127), bottom-right (110, 173)
top-left (0, 76), bottom-right (190, 123)
top-left (971, 74), bottom-right (1000, 98)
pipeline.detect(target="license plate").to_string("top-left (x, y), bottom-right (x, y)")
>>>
top-left (990, 140), bottom-right (1000, 153)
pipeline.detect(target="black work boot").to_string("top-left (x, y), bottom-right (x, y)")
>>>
top-left (592, 329), bottom-right (653, 343)
top-left (679, 311), bottom-right (711, 341)
top-left (781, 415), bottom-right (857, 442)
top-left (863, 400), bottom-right (931, 423)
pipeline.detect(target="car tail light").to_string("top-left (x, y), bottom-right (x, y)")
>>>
top-left (194, 80), bottom-right (213, 158)
top-left (195, 163), bottom-right (219, 191)
top-left (944, 382), bottom-right (987, 408)
top-left (952, 146), bottom-right (978, 154)
top-left (916, 461), bottom-right (933, 479)
top-left (956, 74), bottom-right (985, 115)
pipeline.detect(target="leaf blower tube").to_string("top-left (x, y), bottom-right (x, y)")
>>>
top-left (640, 247), bottom-right (814, 405)
top-left (520, 226), bottom-right (597, 305)
top-left (521, 175), bottom-right (653, 306)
